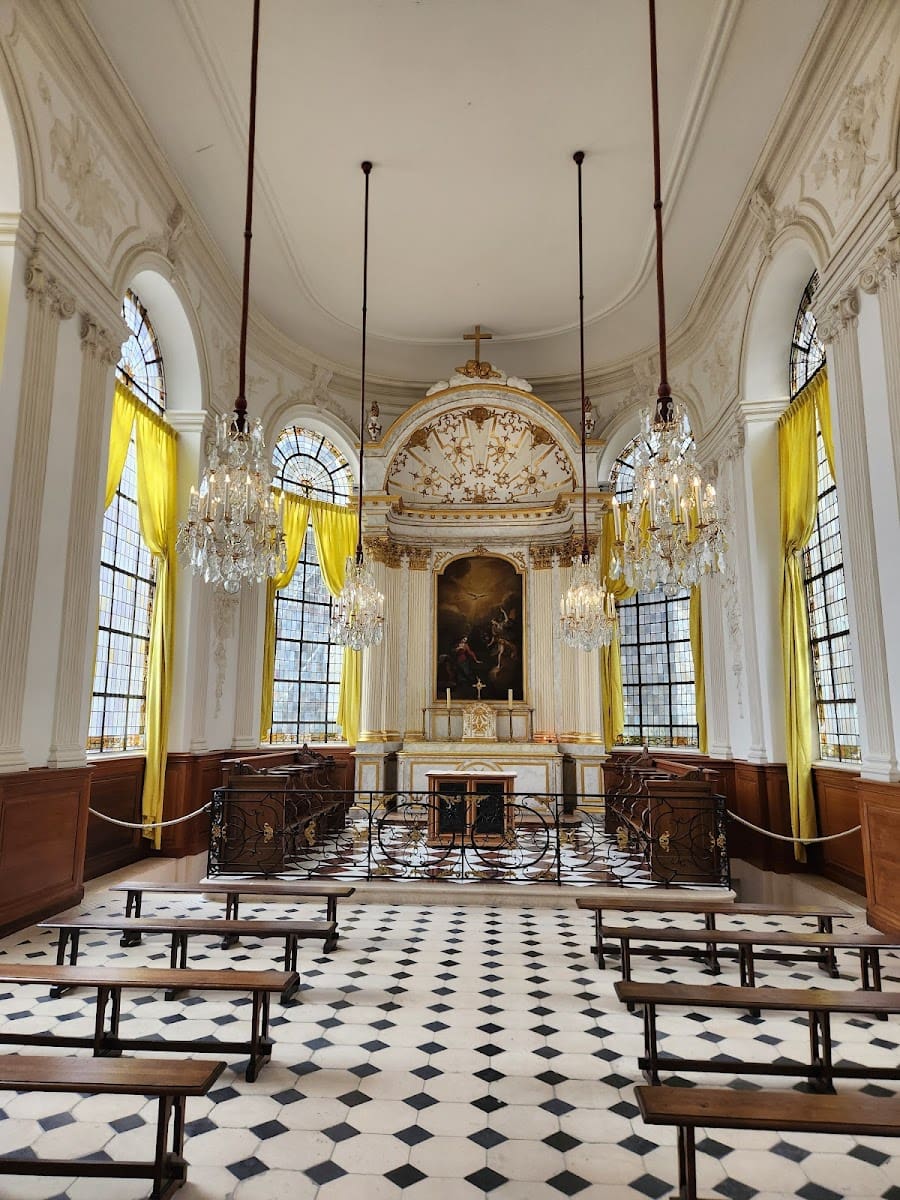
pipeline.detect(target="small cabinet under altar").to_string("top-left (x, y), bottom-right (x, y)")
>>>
top-left (427, 772), bottom-right (514, 847)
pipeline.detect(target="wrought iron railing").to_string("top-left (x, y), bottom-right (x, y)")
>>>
top-left (207, 786), bottom-right (729, 889)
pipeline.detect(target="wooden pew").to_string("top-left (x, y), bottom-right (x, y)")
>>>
top-left (636, 1085), bottom-right (900, 1200)
top-left (616, 980), bottom-right (900, 1089)
top-left (0, 1054), bottom-right (224, 1199)
top-left (575, 895), bottom-right (851, 972)
top-left (0, 963), bottom-right (297, 1080)
top-left (110, 878), bottom-right (355, 951)
top-left (40, 914), bottom-right (331, 989)
top-left (602, 922), bottom-right (900, 1005)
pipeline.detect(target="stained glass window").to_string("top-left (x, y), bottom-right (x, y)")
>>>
top-left (87, 290), bottom-right (165, 753)
top-left (610, 437), bottom-right (698, 747)
top-left (268, 428), bottom-right (354, 744)
top-left (790, 275), bottom-right (860, 763)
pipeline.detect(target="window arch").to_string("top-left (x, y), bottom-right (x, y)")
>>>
top-left (87, 290), bottom-right (166, 752)
top-left (610, 437), bottom-right (698, 747)
top-left (789, 275), bottom-right (860, 762)
top-left (268, 427), bottom-right (354, 744)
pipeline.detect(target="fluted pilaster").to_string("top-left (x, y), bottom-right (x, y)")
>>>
top-left (816, 289), bottom-right (898, 781)
top-left (859, 231), bottom-right (900, 526)
top-left (528, 563), bottom-right (556, 739)
top-left (0, 253), bottom-right (75, 771)
top-left (378, 561), bottom-right (404, 739)
top-left (404, 556), bottom-right (431, 738)
top-left (232, 583), bottom-right (262, 749)
top-left (702, 578), bottom-right (732, 758)
top-left (47, 315), bottom-right (123, 767)
top-left (358, 558), bottom-right (388, 741)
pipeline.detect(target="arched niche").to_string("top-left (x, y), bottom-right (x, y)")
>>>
top-left (741, 233), bottom-right (820, 410)
top-left (114, 255), bottom-right (206, 413)
top-left (380, 383), bottom-right (579, 505)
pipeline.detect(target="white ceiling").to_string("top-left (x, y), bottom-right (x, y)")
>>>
top-left (81, 0), bottom-right (827, 386)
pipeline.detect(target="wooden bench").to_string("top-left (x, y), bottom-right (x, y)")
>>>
top-left (575, 896), bottom-right (850, 973)
top-left (40, 915), bottom-right (331, 988)
top-left (616, 980), bottom-right (900, 1090)
top-left (636, 1084), bottom-right (900, 1200)
top-left (110, 878), bottom-right (355, 951)
top-left (0, 963), bottom-right (296, 1080)
top-left (0, 1054), bottom-right (224, 1199)
top-left (602, 922), bottom-right (900, 1004)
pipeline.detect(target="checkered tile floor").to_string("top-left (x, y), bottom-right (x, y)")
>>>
top-left (0, 889), bottom-right (898, 1198)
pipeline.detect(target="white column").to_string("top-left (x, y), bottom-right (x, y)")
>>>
top-left (555, 561), bottom-right (581, 739)
top-left (403, 553), bottom-right (431, 739)
top-left (165, 410), bottom-right (210, 752)
top-left (0, 251), bottom-right (75, 771)
top-left (529, 561), bottom-right (556, 739)
top-left (47, 315), bottom-right (123, 767)
top-left (701, 577), bottom-right (732, 758)
top-left (378, 558), bottom-right (403, 739)
top-left (232, 582), bottom-right (263, 750)
top-left (816, 289), bottom-right (899, 781)
top-left (860, 231), bottom-right (900, 522)
top-left (358, 557), bottom-right (388, 741)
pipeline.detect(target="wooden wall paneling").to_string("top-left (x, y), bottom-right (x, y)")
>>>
top-left (859, 779), bottom-right (900, 933)
top-left (729, 761), bottom-right (797, 874)
top-left (84, 757), bottom-right (147, 880)
top-left (810, 767), bottom-right (865, 895)
top-left (0, 768), bottom-right (90, 935)
top-left (159, 751), bottom-right (226, 859)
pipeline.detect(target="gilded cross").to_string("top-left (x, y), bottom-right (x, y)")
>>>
top-left (463, 324), bottom-right (492, 366)
top-left (473, 677), bottom-right (486, 699)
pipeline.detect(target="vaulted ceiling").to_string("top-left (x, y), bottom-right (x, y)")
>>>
top-left (81, 0), bottom-right (827, 386)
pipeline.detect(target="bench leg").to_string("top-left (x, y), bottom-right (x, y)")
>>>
top-left (860, 949), bottom-right (887, 1017)
top-left (324, 899), bottom-right (339, 953)
top-left (246, 989), bottom-right (274, 1082)
top-left (50, 931), bottom-right (79, 998)
top-left (594, 910), bottom-right (606, 970)
top-left (151, 1093), bottom-right (188, 1200)
top-left (165, 933), bottom-right (190, 1001)
top-left (817, 917), bottom-right (838, 977)
top-left (92, 986), bottom-right (122, 1058)
top-left (642, 1002), bottom-right (660, 1085)
top-left (738, 945), bottom-right (760, 1017)
top-left (808, 1010), bottom-right (835, 1093)
top-left (704, 915), bottom-right (720, 975)
top-left (121, 890), bottom-right (143, 946)
top-left (221, 894), bottom-right (240, 949)
top-left (285, 934), bottom-right (299, 973)
top-left (676, 1124), bottom-right (698, 1200)
top-left (621, 939), bottom-right (635, 1011)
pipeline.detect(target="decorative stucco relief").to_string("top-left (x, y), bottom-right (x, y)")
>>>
top-left (748, 184), bottom-right (797, 264)
top-left (387, 406), bottom-right (576, 504)
top-left (811, 56), bottom-right (890, 203)
top-left (698, 318), bottom-right (739, 400)
top-left (212, 591), bottom-right (237, 718)
top-left (717, 431), bottom-right (746, 716)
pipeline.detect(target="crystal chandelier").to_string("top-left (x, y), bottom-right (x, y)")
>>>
top-left (176, 0), bottom-right (285, 594)
top-left (331, 161), bottom-right (385, 650)
top-left (558, 150), bottom-right (618, 652)
top-left (611, 0), bottom-right (726, 597)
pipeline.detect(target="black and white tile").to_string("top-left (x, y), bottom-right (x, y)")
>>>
top-left (0, 889), bottom-right (897, 1198)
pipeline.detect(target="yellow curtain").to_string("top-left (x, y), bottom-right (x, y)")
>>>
top-left (690, 585), bottom-right (707, 754)
top-left (259, 492), bottom-right (311, 741)
top-left (598, 508), bottom-right (636, 749)
top-left (105, 381), bottom-right (141, 506)
top-left (310, 499), bottom-right (361, 746)
top-left (812, 369), bottom-right (835, 481)
top-left (778, 376), bottom-right (823, 860)
top-left (132, 396), bottom-right (179, 849)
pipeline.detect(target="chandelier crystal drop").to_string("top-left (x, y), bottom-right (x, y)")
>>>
top-left (614, 0), bottom-right (728, 596)
top-left (176, 413), bottom-right (286, 594)
top-left (559, 553), bottom-right (618, 652)
top-left (176, 0), bottom-right (285, 592)
top-left (557, 149), bottom-right (618, 652)
top-left (611, 402), bottom-right (726, 596)
top-left (332, 160), bottom-right (385, 650)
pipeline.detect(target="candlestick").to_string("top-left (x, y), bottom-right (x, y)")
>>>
top-left (507, 688), bottom-right (514, 710)
top-left (445, 687), bottom-right (451, 710)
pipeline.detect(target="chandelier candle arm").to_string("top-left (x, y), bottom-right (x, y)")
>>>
top-left (176, 0), bottom-right (286, 593)
top-left (558, 150), bottom-right (618, 652)
top-left (331, 161), bottom-right (385, 650)
top-left (611, 0), bottom-right (727, 596)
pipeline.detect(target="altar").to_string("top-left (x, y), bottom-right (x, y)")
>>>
top-left (398, 742), bottom-right (563, 796)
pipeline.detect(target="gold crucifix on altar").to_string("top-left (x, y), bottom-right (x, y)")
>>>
top-left (457, 325), bottom-right (501, 380)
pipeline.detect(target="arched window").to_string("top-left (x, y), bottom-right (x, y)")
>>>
top-left (269, 427), bottom-right (354, 743)
top-left (790, 274), bottom-right (860, 762)
top-left (87, 290), bottom-right (165, 752)
top-left (610, 437), bottom-right (698, 747)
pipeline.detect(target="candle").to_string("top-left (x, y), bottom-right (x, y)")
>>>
top-left (507, 688), bottom-right (514, 710)
top-left (446, 687), bottom-right (451, 710)
top-left (612, 497), bottom-right (621, 541)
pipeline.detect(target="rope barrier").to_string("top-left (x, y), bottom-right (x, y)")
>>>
top-left (726, 809), bottom-right (861, 844)
top-left (87, 802), bottom-right (211, 831)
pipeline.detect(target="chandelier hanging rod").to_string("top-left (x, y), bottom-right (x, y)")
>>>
top-left (356, 160), bottom-right (373, 566)
top-left (235, 0), bottom-right (261, 433)
top-left (574, 149), bottom-right (590, 565)
top-left (649, 0), bottom-right (672, 422)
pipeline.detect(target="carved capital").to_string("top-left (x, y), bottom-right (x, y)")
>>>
top-left (24, 254), bottom-right (76, 321)
top-left (813, 289), bottom-right (859, 344)
top-left (364, 535), bottom-right (402, 568)
top-left (860, 231), bottom-right (900, 294)
top-left (80, 314), bottom-right (126, 366)
top-left (404, 546), bottom-right (432, 571)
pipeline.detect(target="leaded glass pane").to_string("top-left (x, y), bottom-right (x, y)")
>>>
top-left (269, 426), bottom-right (353, 743)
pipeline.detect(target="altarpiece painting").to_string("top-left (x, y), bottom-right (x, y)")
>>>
top-left (435, 555), bottom-right (523, 701)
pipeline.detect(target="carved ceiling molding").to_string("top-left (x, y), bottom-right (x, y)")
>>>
top-left (529, 534), bottom-right (599, 570)
top-left (387, 405), bottom-right (576, 505)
